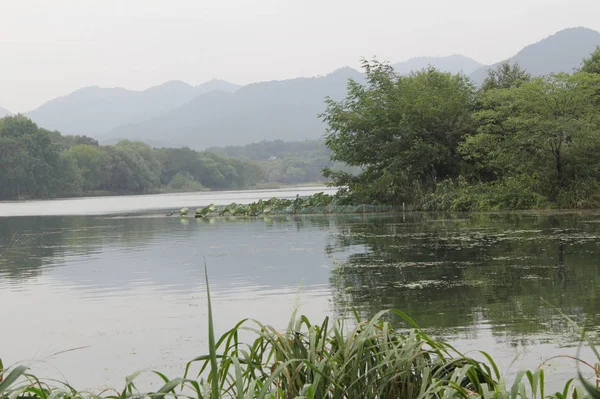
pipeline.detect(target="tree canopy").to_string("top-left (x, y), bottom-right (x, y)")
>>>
top-left (322, 60), bottom-right (476, 204)
top-left (323, 57), bottom-right (600, 210)
top-left (0, 115), bottom-right (267, 200)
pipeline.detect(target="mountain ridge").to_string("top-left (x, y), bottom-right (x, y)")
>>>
top-left (25, 79), bottom-right (240, 135)
top-left (469, 27), bottom-right (600, 84)
top-left (102, 67), bottom-right (366, 148)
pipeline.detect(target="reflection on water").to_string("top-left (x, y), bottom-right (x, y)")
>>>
top-left (2, 209), bottom-right (600, 390)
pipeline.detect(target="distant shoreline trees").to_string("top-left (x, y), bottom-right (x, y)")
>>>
top-left (0, 116), bottom-right (267, 200)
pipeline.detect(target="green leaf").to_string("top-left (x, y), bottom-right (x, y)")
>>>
top-left (0, 365), bottom-right (28, 394)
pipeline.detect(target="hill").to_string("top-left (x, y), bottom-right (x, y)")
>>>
top-left (393, 55), bottom-right (482, 75)
top-left (470, 27), bottom-right (600, 84)
top-left (25, 79), bottom-right (240, 136)
top-left (102, 67), bottom-right (365, 149)
top-left (0, 106), bottom-right (11, 117)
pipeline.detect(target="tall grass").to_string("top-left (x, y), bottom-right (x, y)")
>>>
top-left (1, 269), bottom-right (599, 398)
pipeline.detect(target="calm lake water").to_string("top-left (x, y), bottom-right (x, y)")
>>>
top-left (1, 189), bottom-right (599, 390)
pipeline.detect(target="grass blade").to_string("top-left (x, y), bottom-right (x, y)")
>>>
top-left (204, 262), bottom-right (220, 399)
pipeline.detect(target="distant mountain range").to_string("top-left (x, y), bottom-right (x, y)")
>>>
top-left (103, 67), bottom-right (365, 148)
top-left (14, 27), bottom-right (600, 149)
top-left (0, 106), bottom-right (11, 117)
top-left (25, 79), bottom-right (239, 136)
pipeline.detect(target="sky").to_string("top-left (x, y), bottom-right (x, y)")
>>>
top-left (0, 0), bottom-right (599, 112)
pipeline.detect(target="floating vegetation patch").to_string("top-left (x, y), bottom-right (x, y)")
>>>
top-left (169, 193), bottom-right (399, 218)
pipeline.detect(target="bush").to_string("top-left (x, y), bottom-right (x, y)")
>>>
top-left (422, 176), bottom-right (550, 212)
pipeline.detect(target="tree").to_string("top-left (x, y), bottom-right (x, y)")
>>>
top-left (0, 115), bottom-right (61, 198)
top-left (0, 136), bottom-right (28, 199)
top-left (64, 144), bottom-right (110, 191)
top-left (463, 72), bottom-right (600, 203)
top-left (283, 166), bottom-right (307, 184)
top-left (322, 60), bottom-right (476, 204)
top-left (581, 46), bottom-right (600, 74)
top-left (104, 146), bottom-right (158, 192)
top-left (481, 62), bottom-right (531, 91)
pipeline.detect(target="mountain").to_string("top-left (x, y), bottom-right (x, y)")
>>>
top-left (0, 106), bottom-right (11, 117)
top-left (393, 55), bottom-right (482, 75)
top-left (195, 79), bottom-right (240, 94)
top-left (102, 67), bottom-right (365, 149)
top-left (25, 79), bottom-right (240, 136)
top-left (470, 27), bottom-right (600, 85)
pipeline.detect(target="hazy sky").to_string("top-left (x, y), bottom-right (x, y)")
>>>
top-left (1, 0), bottom-right (599, 112)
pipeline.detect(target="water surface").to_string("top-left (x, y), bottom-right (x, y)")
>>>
top-left (1, 194), bottom-right (599, 390)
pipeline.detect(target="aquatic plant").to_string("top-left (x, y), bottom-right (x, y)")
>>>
top-left (175, 193), bottom-right (396, 218)
top-left (196, 204), bottom-right (216, 218)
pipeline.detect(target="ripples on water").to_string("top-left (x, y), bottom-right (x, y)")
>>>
top-left (1, 202), bottom-right (600, 390)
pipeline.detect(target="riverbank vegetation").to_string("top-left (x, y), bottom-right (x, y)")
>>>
top-left (324, 47), bottom-right (600, 211)
top-left (2, 272), bottom-right (598, 398)
top-left (0, 114), bottom-right (348, 200)
top-left (0, 115), bottom-right (268, 199)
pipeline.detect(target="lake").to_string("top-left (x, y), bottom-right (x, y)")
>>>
top-left (1, 189), bottom-right (599, 391)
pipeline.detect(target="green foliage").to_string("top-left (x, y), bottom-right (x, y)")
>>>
top-left (581, 46), bottom-right (600, 74)
top-left (0, 115), bottom-right (61, 199)
top-left (322, 59), bottom-right (476, 205)
top-left (156, 147), bottom-right (264, 190)
top-left (421, 177), bottom-right (550, 212)
top-left (0, 116), bottom-right (266, 200)
top-left (167, 172), bottom-right (204, 192)
top-left (184, 193), bottom-right (338, 218)
top-left (462, 72), bottom-right (600, 205)
top-left (207, 139), bottom-right (358, 186)
top-left (325, 56), bottom-right (600, 210)
top-left (481, 62), bottom-right (531, 91)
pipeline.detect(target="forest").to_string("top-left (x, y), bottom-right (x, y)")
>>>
top-left (0, 115), bottom-right (267, 199)
top-left (207, 139), bottom-right (357, 185)
top-left (323, 47), bottom-right (600, 210)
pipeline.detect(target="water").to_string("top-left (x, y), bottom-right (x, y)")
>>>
top-left (1, 192), bottom-right (599, 391)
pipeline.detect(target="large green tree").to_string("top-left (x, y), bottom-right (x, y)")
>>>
top-left (322, 60), bottom-right (476, 204)
top-left (0, 115), bottom-right (61, 199)
top-left (481, 62), bottom-right (531, 92)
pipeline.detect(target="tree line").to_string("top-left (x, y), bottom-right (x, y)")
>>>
top-left (208, 139), bottom-right (358, 185)
top-left (0, 116), bottom-right (265, 200)
top-left (323, 47), bottom-right (600, 210)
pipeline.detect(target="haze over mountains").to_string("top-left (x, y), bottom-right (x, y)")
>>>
top-left (393, 55), bottom-right (483, 76)
top-left (13, 27), bottom-right (600, 149)
top-left (25, 79), bottom-right (239, 136)
top-left (0, 107), bottom-right (11, 117)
